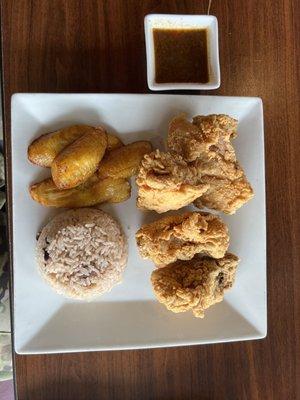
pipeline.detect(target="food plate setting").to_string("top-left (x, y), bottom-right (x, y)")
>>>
top-left (11, 93), bottom-right (266, 354)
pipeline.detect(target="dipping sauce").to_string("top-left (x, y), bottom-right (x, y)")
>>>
top-left (153, 28), bottom-right (209, 84)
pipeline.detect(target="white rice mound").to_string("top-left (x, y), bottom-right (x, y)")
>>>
top-left (36, 208), bottom-right (128, 300)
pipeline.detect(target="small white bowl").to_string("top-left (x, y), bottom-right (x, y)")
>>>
top-left (144, 14), bottom-right (220, 91)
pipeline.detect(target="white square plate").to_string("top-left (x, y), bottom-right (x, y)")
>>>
top-left (11, 93), bottom-right (266, 354)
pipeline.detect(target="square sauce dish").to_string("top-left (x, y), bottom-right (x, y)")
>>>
top-left (145, 14), bottom-right (220, 91)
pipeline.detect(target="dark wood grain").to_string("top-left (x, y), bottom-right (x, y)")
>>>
top-left (1, 0), bottom-right (300, 399)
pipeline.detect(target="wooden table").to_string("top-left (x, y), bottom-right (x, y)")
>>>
top-left (1, 1), bottom-right (299, 399)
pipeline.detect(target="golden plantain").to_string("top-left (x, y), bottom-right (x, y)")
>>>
top-left (98, 141), bottom-right (152, 179)
top-left (106, 133), bottom-right (124, 151)
top-left (29, 175), bottom-right (131, 208)
top-left (109, 179), bottom-right (131, 203)
top-left (28, 125), bottom-right (93, 167)
top-left (52, 127), bottom-right (107, 189)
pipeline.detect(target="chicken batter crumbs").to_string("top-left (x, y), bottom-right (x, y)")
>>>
top-left (136, 212), bottom-right (229, 266)
top-left (151, 253), bottom-right (239, 318)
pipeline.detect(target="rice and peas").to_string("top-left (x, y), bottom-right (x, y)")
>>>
top-left (36, 208), bottom-right (127, 299)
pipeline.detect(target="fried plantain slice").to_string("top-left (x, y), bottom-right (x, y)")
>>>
top-left (28, 125), bottom-right (93, 167)
top-left (106, 133), bottom-right (124, 151)
top-left (109, 179), bottom-right (131, 203)
top-left (29, 175), bottom-right (131, 207)
top-left (51, 127), bottom-right (107, 189)
top-left (98, 141), bottom-right (152, 179)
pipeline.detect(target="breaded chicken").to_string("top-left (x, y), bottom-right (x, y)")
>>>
top-left (136, 212), bottom-right (229, 266)
top-left (193, 114), bottom-right (238, 161)
top-left (151, 253), bottom-right (239, 318)
top-left (136, 150), bottom-right (209, 213)
top-left (168, 114), bottom-right (237, 162)
top-left (168, 114), bottom-right (253, 214)
top-left (192, 153), bottom-right (253, 214)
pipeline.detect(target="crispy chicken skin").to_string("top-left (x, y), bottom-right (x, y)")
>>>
top-left (136, 212), bottom-right (229, 266)
top-left (168, 114), bottom-right (253, 214)
top-left (168, 114), bottom-right (237, 162)
top-left (136, 150), bottom-right (209, 213)
top-left (151, 253), bottom-right (239, 318)
top-left (193, 169), bottom-right (253, 214)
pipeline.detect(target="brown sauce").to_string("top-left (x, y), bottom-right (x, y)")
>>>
top-left (153, 28), bottom-right (209, 84)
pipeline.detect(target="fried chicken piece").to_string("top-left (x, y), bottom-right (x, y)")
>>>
top-left (193, 162), bottom-right (253, 214)
top-left (52, 127), bottom-right (107, 189)
top-left (168, 114), bottom-right (253, 214)
top-left (151, 253), bottom-right (239, 318)
top-left (168, 115), bottom-right (207, 162)
top-left (168, 114), bottom-right (237, 162)
top-left (136, 212), bottom-right (229, 266)
top-left (98, 141), bottom-right (152, 179)
top-left (30, 175), bottom-right (130, 207)
top-left (136, 150), bottom-right (209, 213)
